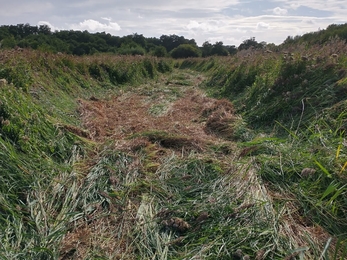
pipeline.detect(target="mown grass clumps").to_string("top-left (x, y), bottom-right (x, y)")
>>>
top-left (0, 84), bottom-right (79, 259)
top-left (130, 130), bottom-right (205, 152)
top-left (0, 49), bottom-right (175, 258)
top-left (132, 152), bottom-right (299, 259)
top-left (250, 113), bottom-right (347, 258)
top-left (202, 99), bottom-right (236, 140)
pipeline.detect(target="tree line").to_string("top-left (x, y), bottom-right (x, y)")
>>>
top-left (0, 23), bottom-right (248, 58)
top-left (0, 23), bottom-right (346, 58)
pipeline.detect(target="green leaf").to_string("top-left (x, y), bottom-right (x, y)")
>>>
top-left (314, 160), bottom-right (332, 178)
top-left (320, 181), bottom-right (338, 201)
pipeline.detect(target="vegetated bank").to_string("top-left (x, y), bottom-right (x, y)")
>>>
top-left (180, 35), bottom-right (347, 258)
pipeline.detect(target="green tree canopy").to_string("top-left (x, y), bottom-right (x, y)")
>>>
top-left (170, 44), bottom-right (200, 58)
top-left (211, 41), bottom-right (229, 56)
top-left (238, 37), bottom-right (263, 50)
top-left (152, 46), bottom-right (167, 57)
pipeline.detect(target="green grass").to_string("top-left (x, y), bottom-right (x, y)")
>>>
top-left (1, 40), bottom-right (347, 259)
top-left (0, 50), bottom-right (175, 259)
top-left (173, 38), bottom-right (347, 259)
top-left (131, 152), bottom-right (292, 259)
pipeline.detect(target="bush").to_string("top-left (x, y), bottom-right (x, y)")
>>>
top-left (152, 46), bottom-right (167, 57)
top-left (117, 45), bottom-right (146, 56)
top-left (170, 44), bottom-right (200, 59)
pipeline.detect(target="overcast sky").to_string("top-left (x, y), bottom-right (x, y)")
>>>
top-left (0, 0), bottom-right (346, 46)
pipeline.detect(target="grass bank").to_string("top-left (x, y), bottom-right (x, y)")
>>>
top-left (177, 37), bottom-right (347, 259)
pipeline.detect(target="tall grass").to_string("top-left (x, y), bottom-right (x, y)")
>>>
top-left (180, 38), bottom-right (347, 133)
top-left (176, 37), bottom-right (347, 259)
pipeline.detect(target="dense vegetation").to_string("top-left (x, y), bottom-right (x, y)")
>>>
top-left (0, 23), bottom-right (234, 57)
top-left (1, 23), bottom-right (347, 259)
top-left (1, 23), bottom-right (347, 58)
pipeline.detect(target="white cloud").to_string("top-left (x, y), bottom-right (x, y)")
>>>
top-left (186, 21), bottom-right (201, 30)
top-left (289, 2), bottom-right (301, 10)
top-left (185, 20), bottom-right (220, 32)
top-left (235, 27), bottom-right (247, 33)
top-left (101, 17), bottom-right (112, 22)
top-left (206, 36), bottom-right (225, 43)
top-left (273, 7), bottom-right (287, 15)
top-left (70, 19), bottom-right (121, 32)
top-left (38, 21), bottom-right (59, 31)
top-left (302, 19), bottom-right (315, 24)
top-left (256, 22), bottom-right (270, 30)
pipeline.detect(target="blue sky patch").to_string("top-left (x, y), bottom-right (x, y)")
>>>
top-left (288, 5), bottom-right (333, 17)
top-left (222, 1), bottom-right (281, 17)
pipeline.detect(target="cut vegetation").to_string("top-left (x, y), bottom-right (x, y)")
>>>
top-left (1, 25), bottom-right (347, 260)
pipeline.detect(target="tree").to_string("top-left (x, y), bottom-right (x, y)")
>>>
top-left (0, 27), bottom-right (10, 41)
top-left (238, 37), bottom-right (263, 50)
top-left (160, 34), bottom-right (197, 53)
top-left (38, 24), bottom-right (51, 35)
top-left (225, 45), bottom-right (237, 55)
top-left (152, 46), bottom-right (167, 57)
top-left (211, 41), bottom-right (229, 56)
top-left (131, 33), bottom-right (146, 49)
top-left (1, 35), bottom-right (16, 48)
top-left (201, 41), bottom-right (212, 57)
top-left (117, 43), bottom-right (146, 56)
top-left (170, 44), bottom-right (200, 58)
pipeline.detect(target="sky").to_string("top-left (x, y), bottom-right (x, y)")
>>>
top-left (0, 0), bottom-right (346, 46)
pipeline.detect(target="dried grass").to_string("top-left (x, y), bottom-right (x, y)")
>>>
top-left (202, 99), bottom-right (236, 139)
top-left (78, 88), bottom-right (231, 152)
top-left (59, 216), bottom-right (136, 260)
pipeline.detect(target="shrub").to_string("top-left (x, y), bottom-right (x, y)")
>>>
top-left (152, 46), bottom-right (167, 57)
top-left (170, 44), bottom-right (200, 59)
top-left (117, 45), bottom-right (146, 56)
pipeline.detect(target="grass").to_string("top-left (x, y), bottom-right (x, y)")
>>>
top-left (173, 37), bottom-right (347, 258)
top-left (1, 37), bottom-right (347, 259)
top-left (0, 50), bottom-right (174, 259)
top-left (131, 152), bottom-right (289, 259)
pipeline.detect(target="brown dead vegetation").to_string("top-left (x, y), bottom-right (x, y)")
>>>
top-left (203, 99), bottom-right (236, 140)
top-left (59, 216), bottom-right (136, 260)
top-left (61, 124), bottom-right (91, 139)
top-left (78, 88), bottom-right (236, 152)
